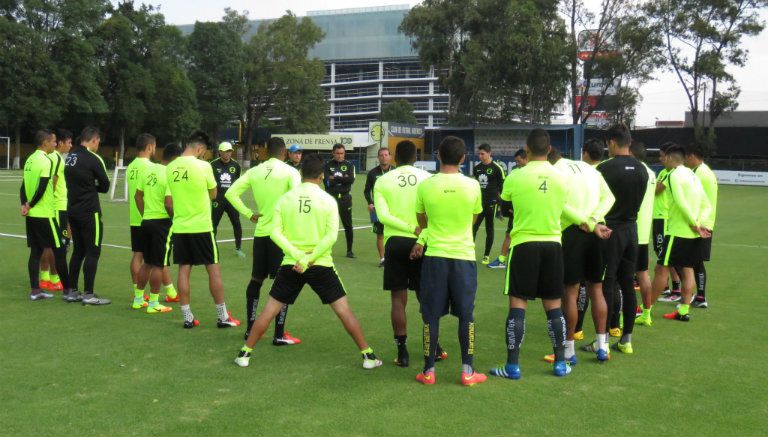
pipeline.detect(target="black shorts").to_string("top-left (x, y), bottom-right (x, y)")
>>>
top-left (130, 225), bottom-right (145, 253)
top-left (701, 232), bottom-right (713, 261)
top-left (652, 219), bottom-right (666, 257)
top-left (658, 235), bottom-right (703, 268)
top-left (562, 225), bottom-right (604, 284)
top-left (505, 241), bottom-right (564, 300)
top-left (419, 256), bottom-right (477, 319)
top-left (372, 221), bottom-right (384, 235)
top-left (269, 265), bottom-right (346, 305)
top-left (636, 243), bottom-right (649, 272)
top-left (252, 236), bottom-right (283, 279)
top-left (383, 236), bottom-right (422, 291)
top-left (25, 216), bottom-right (61, 249)
top-left (54, 210), bottom-right (70, 247)
top-left (141, 219), bottom-right (173, 267)
top-left (173, 232), bottom-right (218, 265)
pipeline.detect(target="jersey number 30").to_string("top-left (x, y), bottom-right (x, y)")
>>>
top-left (397, 174), bottom-right (417, 187)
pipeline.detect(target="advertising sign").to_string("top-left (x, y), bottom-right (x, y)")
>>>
top-left (272, 134), bottom-right (354, 150)
top-left (577, 30), bottom-right (618, 61)
top-left (713, 170), bottom-right (768, 186)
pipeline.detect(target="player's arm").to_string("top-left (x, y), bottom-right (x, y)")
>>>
top-left (270, 204), bottom-right (304, 263)
top-left (363, 171), bottom-right (375, 205)
top-left (204, 165), bottom-right (217, 200)
top-left (224, 173), bottom-right (256, 218)
top-left (26, 161), bottom-right (51, 208)
top-left (698, 185), bottom-right (713, 231)
top-left (92, 153), bottom-right (111, 193)
top-left (494, 161), bottom-right (506, 192)
top-left (592, 173), bottom-right (615, 224)
top-left (336, 164), bottom-right (356, 186)
top-left (135, 188), bottom-right (145, 216)
top-left (670, 174), bottom-right (699, 228)
top-left (655, 173), bottom-right (667, 195)
top-left (374, 185), bottom-right (416, 234)
top-left (303, 201), bottom-right (340, 267)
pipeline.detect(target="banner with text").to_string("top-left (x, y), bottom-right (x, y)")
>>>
top-left (713, 170), bottom-right (768, 186)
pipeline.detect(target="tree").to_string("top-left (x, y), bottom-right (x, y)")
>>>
top-left (380, 99), bottom-right (418, 124)
top-left (241, 12), bottom-right (328, 146)
top-left (401, 0), bottom-right (570, 124)
top-left (648, 0), bottom-right (766, 154)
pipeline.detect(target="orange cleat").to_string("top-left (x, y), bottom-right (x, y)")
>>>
top-left (416, 371), bottom-right (436, 385)
top-left (461, 371), bottom-right (487, 386)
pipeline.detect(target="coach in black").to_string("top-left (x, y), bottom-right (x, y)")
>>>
top-left (363, 147), bottom-right (393, 266)
top-left (472, 143), bottom-right (506, 264)
top-left (65, 126), bottom-right (111, 305)
top-left (325, 143), bottom-right (356, 258)
top-left (211, 141), bottom-right (244, 257)
top-left (595, 124), bottom-right (648, 352)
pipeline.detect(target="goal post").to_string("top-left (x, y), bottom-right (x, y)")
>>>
top-left (109, 152), bottom-right (128, 202)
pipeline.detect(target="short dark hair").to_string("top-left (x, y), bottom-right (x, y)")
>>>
top-left (685, 143), bottom-right (705, 159)
top-left (267, 137), bottom-right (286, 157)
top-left (477, 143), bottom-right (491, 153)
top-left (583, 139), bottom-right (604, 161)
top-left (34, 129), bottom-right (54, 147)
top-left (56, 129), bottom-right (72, 142)
top-left (301, 154), bottom-right (324, 179)
top-left (606, 123), bottom-right (631, 147)
top-left (377, 147), bottom-right (389, 156)
top-left (332, 143), bottom-right (345, 152)
top-left (659, 141), bottom-right (675, 154)
top-left (79, 126), bottom-right (101, 144)
top-left (514, 149), bottom-right (527, 159)
top-left (135, 133), bottom-right (156, 152)
top-left (630, 140), bottom-right (646, 162)
top-left (526, 129), bottom-right (550, 156)
top-left (163, 143), bottom-right (183, 161)
top-left (186, 130), bottom-right (210, 148)
top-left (395, 140), bottom-right (417, 165)
top-left (438, 136), bottom-right (465, 166)
top-left (665, 144), bottom-right (686, 161)
top-left (547, 147), bottom-right (562, 164)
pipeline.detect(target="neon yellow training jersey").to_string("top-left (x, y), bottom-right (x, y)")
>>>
top-left (166, 156), bottom-right (216, 233)
top-left (653, 168), bottom-right (671, 220)
top-left (127, 157), bottom-right (152, 226)
top-left (415, 172), bottom-right (482, 261)
top-left (23, 150), bottom-right (55, 218)
top-left (501, 160), bottom-right (577, 248)
top-left (271, 182), bottom-right (339, 268)
top-left (373, 165), bottom-right (432, 242)
top-left (138, 163), bottom-right (171, 220)
top-left (665, 165), bottom-right (711, 239)
top-left (693, 162), bottom-right (718, 230)
top-left (48, 150), bottom-right (67, 211)
top-left (554, 158), bottom-right (615, 230)
top-left (637, 162), bottom-right (656, 245)
top-left (225, 157), bottom-right (301, 237)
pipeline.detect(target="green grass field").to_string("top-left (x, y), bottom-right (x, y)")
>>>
top-left (0, 169), bottom-right (766, 436)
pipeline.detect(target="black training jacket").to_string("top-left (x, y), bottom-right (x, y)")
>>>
top-left (64, 145), bottom-right (110, 217)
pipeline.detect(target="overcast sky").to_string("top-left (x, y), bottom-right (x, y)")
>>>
top-left (138, 0), bottom-right (768, 127)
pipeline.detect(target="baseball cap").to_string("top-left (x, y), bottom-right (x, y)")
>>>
top-left (288, 144), bottom-right (302, 153)
top-left (218, 141), bottom-right (234, 152)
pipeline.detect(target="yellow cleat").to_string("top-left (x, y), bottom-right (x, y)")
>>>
top-left (574, 330), bottom-right (584, 341)
top-left (609, 327), bottom-right (622, 338)
top-left (132, 300), bottom-right (148, 309)
top-left (147, 303), bottom-right (173, 314)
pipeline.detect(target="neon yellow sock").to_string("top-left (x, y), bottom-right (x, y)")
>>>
top-left (148, 293), bottom-right (160, 306)
top-left (498, 255), bottom-right (507, 263)
top-left (642, 307), bottom-right (652, 317)
top-left (678, 304), bottom-right (690, 316)
top-left (40, 271), bottom-right (50, 282)
top-left (241, 345), bottom-right (253, 353)
top-left (50, 274), bottom-right (60, 284)
top-left (163, 283), bottom-right (177, 298)
top-left (361, 347), bottom-right (373, 355)
top-left (134, 287), bottom-right (145, 300)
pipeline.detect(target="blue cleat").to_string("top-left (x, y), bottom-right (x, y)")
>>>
top-left (487, 258), bottom-right (506, 269)
top-left (553, 361), bottom-right (572, 377)
top-left (489, 364), bottom-right (521, 380)
top-left (597, 348), bottom-right (611, 362)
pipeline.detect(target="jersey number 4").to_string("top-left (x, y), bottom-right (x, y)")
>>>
top-left (172, 170), bottom-right (189, 182)
top-left (538, 180), bottom-right (548, 193)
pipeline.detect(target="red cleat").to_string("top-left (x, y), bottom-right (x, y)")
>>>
top-left (226, 311), bottom-right (241, 326)
top-left (39, 280), bottom-right (53, 291)
top-left (663, 310), bottom-right (690, 322)
top-left (49, 281), bottom-right (63, 292)
top-left (164, 294), bottom-right (180, 303)
top-left (416, 371), bottom-right (436, 385)
top-left (273, 332), bottom-right (302, 345)
top-left (461, 371), bottom-right (487, 386)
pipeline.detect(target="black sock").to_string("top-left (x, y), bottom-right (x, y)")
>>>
top-left (233, 221), bottom-right (242, 250)
top-left (694, 262), bottom-right (707, 299)
top-left (546, 308), bottom-right (566, 362)
top-left (459, 318), bottom-right (474, 368)
top-left (54, 247), bottom-right (71, 290)
top-left (422, 320), bottom-right (439, 372)
top-left (672, 280), bottom-right (681, 292)
top-left (575, 284), bottom-right (588, 332)
top-left (610, 288), bottom-right (622, 330)
top-left (246, 279), bottom-right (262, 328)
top-left (28, 246), bottom-right (42, 289)
top-left (83, 247), bottom-right (100, 293)
top-left (274, 304), bottom-right (288, 338)
top-left (506, 308), bottom-right (525, 365)
top-left (395, 335), bottom-right (407, 349)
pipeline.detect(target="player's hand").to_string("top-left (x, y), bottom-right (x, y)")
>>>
top-left (367, 204), bottom-right (375, 213)
top-left (410, 243), bottom-right (424, 260)
top-left (250, 213), bottom-right (262, 223)
top-left (414, 226), bottom-right (422, 237)
top-left (593, 223), bottom-right (612, 240)
top-left (20, 203), bottom-right (30, 216)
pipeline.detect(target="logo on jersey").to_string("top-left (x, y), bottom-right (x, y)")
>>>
top-left (486, 168), bottom-right (493, 175)
top-left (220, 173), bottom-right (232, 185)
top-left (478, 173), bottom-right (489, 188)
top-left (340, 165), bottom-right (348, 172)
top-left (229, 166), bottom-right (236, 173)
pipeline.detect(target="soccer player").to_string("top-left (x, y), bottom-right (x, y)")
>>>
top-left (21, 129), bottom-right (66, 301)
top-left (39, 129), bottom-right (73, 295)
top-left (644, 144), bottom-right (711, 323)
top-left (411, 135), bottom-right (487, 386)
top-left (373, 140), bottom-right (431, 367)
top-left (324, 143), bottom-right (356, 258)
top-left (127, 133), bottom-right (156, 307)
top-left (166, 131), bottom-right (239, 329)
top-left (685, 144), bottom-right (718, 308)
top-left (544, 147), bottom-right (614, 364)
top-left (234, 154), bottom-right (383, 370)
top-left (65, 126), bottom-right (111, 305)
top-left (489, 130), bottom-right (581, 380)
top-left (364, 147), bottom-right (394, 266)
top-left (211, 141), bottom-right (244, 258)
top-left (286, 144), bottom-right (303, 170)
top-left (627, 141), bottom-right (657, 331)
top-left (472, 144), bottom-right (506, 265)
top-left (226, 137), bottom-right (303, 344)
top-left (652, 143), bottom-right (683, 302)
top-left (134, 143), bottom-right (183, 314)
top-left (594, 124), bottom-right (648, 354)
top-left (488, 148), bottom-right (527, 269)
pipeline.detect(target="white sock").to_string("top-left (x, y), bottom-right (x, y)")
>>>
top-left (181, 304), bottom-right (194, 323)
top-left (216, 303), bottom-right (228, 321)
top-left (565, 340), bottom-right (575, 358)
top-left (596, 333), bottom-right (608, 352)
